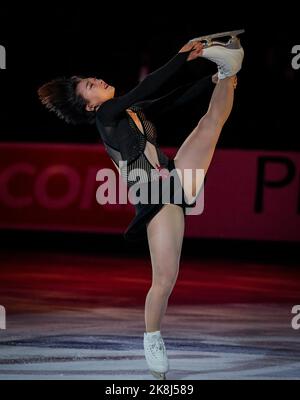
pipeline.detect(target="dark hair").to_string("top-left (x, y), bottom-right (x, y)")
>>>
top-left (37, 76), bottom-right (95, 125)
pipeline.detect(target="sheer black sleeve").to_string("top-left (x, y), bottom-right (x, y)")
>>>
top-left (134, 75), bottom-right (215, 119)
top-left (96, 51), bottom-right (192, 124)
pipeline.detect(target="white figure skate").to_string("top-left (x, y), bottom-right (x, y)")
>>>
top-left (189, 29), bottom-right (245, 47)
top-left (190, 29), bottom-right (245, 79)
top-left (143, 331), bottom-right (169, 380)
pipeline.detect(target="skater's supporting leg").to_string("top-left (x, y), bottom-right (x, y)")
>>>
top-left (145, 204), bottom-right (185, 332)
top-left (174, 75), bottom-right (236, 204)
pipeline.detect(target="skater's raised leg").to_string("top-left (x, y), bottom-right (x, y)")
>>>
top-left (173, 75), bottom-right (236, 204)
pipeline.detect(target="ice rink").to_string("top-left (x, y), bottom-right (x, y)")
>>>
top-left (0, 249), bottom-right (300, 380)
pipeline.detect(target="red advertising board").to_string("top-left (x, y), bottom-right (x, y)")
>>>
top-left (0, 143), bottom-right (299, 241)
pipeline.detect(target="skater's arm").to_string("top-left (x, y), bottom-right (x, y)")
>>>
top-left (135, 74), bottom-right (215, 118)
top-left (96, 42), bottom-right (202, 124)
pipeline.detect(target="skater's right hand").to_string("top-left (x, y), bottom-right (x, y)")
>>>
top-left (179, 41), bottom-right (203, 61)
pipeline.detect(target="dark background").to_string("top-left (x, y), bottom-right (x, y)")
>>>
top-left (0, 3), bottom-right (299, 257)
top-left (0, 4), bottom-right (299, 150)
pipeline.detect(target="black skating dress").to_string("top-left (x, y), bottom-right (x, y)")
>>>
top-left (95, 50), bottom-right (215, 242)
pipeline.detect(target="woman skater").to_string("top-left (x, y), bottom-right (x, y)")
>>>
top-left (38, 30), bottom-right (244, 379)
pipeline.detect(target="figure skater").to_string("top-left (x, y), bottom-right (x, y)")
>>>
top-left (38, 30), bottom-right (244, 379)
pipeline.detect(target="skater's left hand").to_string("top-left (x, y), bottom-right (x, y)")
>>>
top-left (179, 40), bottom-right (203, 61)
top-left (187, 41), bottom-right (203, 61)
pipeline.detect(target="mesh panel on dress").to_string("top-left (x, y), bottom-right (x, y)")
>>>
top-left (126, 106), bottom-right (168, 187)
top-left (106, 106), bottom-right (170, 188)
top-left (129, 105), bottom-right (158, 145)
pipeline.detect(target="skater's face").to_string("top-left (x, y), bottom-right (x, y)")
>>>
top-left (76, 77), bottom-right (115, 112)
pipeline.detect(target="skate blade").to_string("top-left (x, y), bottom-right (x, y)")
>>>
top-left (190, 29), bottom-right (245, 44)
top-left (150, 370), bottom-right (167, 380)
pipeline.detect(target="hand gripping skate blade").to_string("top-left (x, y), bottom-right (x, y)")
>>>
top-left (150, 370), bottom-right (166, 380)
top-left (190, 29), bottom-right (245, 45)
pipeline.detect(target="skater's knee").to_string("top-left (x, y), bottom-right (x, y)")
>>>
top-left (195, 114), bottom-right (223, 148)
top-left (152, 266), bottom-right (179, 294)
top-left (152, 280), bottom-right (176, 296)
top-left (198, 112), bottom-right (223, 132)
